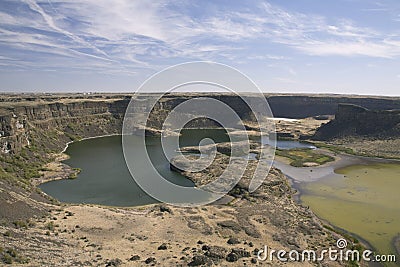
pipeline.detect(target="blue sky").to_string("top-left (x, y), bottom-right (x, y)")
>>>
top-left (0, 0), bottom-right (399, 95)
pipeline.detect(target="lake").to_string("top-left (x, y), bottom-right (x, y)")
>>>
top-left (40, 129), bottom-right (231, 206)
top-left (39, 128), bottom-right (306, 206)
top-left (40, 129), bottom-right (400, 260)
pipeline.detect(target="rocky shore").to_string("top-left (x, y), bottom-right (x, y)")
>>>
top-left (2, 93), bottom-right (398, 266)
top-left (394, 234), bottom-right (400, 257)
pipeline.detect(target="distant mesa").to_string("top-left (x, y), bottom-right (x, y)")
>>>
top-left (312, 103), bottom-right (400, 141)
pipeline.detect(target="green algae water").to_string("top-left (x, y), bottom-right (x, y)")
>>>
top-left (300, 163), bottom-right (400, 260)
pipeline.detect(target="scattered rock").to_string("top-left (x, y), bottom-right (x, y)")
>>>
top-left (144, 257), bottom-right (156, 264)
top-left (227, 237), bottom-right (240, 245)
top-left (252, 248), bottom-right (259, 255)
top-left (202, 245), bottom-right (210, 251)
top-left (128, 255), bottom-right (140, 261)
top-left (188, 255), bottom-right (212, 266)
top-left (231, 248), bottom-right (250, 258)
top-left (204, 246), bottom-right (228, 259)
top-left (65, 211), bottom-right (74, 216)
top-left (226, 252), bottom-right (239, 262)
top-left (159, 205), bottom-right (172, 214)
top-left (105, 258), bottom-right (122, 266)
top-left (158, 243), bottom-right (168, 250)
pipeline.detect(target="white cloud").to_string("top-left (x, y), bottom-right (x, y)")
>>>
top-left (1, 0), bottom-right (400, 75)
top-left (247, 54), bottom-right (290, 60)
top-left (361, 8), bottom-right (390, 12)
top-left (290, 40), bottom-right (400, 58)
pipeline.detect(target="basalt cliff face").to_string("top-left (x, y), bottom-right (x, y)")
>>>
top-left (1, 93), bottom-right (400, 156)
top-left (267, 94), bottom-right (400, 118)
top-left (312, 104), bottom-right (400, 141)
top-left (0, 98), bottom-right (128, 155)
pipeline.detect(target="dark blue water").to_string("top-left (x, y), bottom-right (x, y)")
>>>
top-left (261, 136), bottom-right (316, 150)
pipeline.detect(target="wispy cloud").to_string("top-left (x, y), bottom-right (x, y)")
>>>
top-left (247, 54), bottom-right (291, 60)
top-left (291, 40), bottom-right (400, 58)
top-left (361, 8), bottom-right (390, 12)
top-left (1, 0), bottom-right (400, 76)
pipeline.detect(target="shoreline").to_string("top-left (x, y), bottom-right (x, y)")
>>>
top-left (274, 147), bottom-right (399, 183)
top-left (273, 149), bottom-right (400, 266)
top-left (288, 160), bottom-right (399, 265)
top-left (391, 234), bottom-right (400, 259)
top-left (287, 173), bottom-right (385, 267)
top-left (61, 133), bottom-right (121, 153)
top-left (40, 133), bottom-right (398, 264)
top-left (46, 133), bottom-right (399, 205)
top-left (35, 134), bottom-right (122, 189)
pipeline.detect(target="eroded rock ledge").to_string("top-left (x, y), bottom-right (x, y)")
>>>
top-left (313, 103), bottom-right (400, 140)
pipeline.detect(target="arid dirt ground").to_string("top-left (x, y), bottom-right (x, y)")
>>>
top-left (330, 138), bottom-right (400, 159)
top-left (0, 187), bottom-right (347, 266)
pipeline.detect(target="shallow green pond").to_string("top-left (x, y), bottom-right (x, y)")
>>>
top-left (300, 163), bottom-right (400, 259)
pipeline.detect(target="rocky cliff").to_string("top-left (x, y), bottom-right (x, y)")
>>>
top-left (267, 94), bottom-right (400, 118)
top-left (312, 104), bottom-right (400, 140)
top-left (0, 95), bottom-right (132, 221)
top-left (0, 98), bottom-right (129, 154)
top-left (1, 93), bottom-right (400, 156)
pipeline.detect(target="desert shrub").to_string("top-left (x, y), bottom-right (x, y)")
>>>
top-left (0, 248), bottom-right (28, 264)
top-left (45, 222), bottom-right (55, 231)
top-left (12, 220), bottom-right (28, 229)
top-left (3, 230), bottom-right (12, 237)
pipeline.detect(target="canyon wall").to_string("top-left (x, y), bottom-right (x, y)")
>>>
top-left (0, 99), bottom-right (128, 155)
top-left (312, 104), bottom-right (400, 140)
top-left (1, 93), bottom-right (400, 156)
top-left (267, 95), bottom-right (400, 118)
